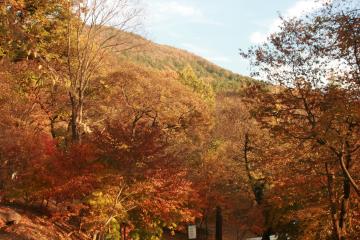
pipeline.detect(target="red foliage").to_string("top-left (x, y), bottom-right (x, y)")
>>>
top-left (138, 171), bottom-right (202, 225)
top-left (0, 129), bottom-right (102, 202)
top-left (39, 142), bottom-right (102, 202)
top-left (93, 119), bottom-right (181, 178)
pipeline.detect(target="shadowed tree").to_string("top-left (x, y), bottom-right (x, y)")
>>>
top-left (241, 0), bottom-right (360, 238)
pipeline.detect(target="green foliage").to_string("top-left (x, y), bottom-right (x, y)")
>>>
top-left (106, 219), bottom-right (122, 240)
top-left (178, 65), bottom-right (215, 105)
top-left (129, 219), bottom-right (178, 240)
top-left (116, 36), bottom-right (258, 94)
top-left (129, 219), bottom-right (164, 240)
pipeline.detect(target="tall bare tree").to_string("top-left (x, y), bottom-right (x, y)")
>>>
top-left (65, 0), bottom-right (143, 142)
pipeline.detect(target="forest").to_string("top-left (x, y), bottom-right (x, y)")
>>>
top-left (0, 0), bottom-right (359, 239)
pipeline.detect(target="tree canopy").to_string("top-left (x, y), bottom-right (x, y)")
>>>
top-left (0, 0), bottom-right (359, 239)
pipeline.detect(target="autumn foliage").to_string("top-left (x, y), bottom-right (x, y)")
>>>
top-left (0, 0), bottom-right (359, 239)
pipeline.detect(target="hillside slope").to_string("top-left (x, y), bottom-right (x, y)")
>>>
top-left (114, 32), bottom-right (255, 91)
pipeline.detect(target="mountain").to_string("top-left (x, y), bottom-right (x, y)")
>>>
top-left (114, 32), bottom-right (256, 92)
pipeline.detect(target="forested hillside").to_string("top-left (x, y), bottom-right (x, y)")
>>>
top-left (0, 0), bottom-right (359, 240)
top-left (114, 32), bottom-right (255, 92)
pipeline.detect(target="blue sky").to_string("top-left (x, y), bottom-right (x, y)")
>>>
top-left (142, 0), bottom-right (326, 76)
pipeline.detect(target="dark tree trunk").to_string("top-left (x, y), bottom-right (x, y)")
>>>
top-left (243, 133), bottom-right (271, 240)
top-left (339, 143), bottom-right (352, 240)
top-left (50, 116), bottom-right (58, 139)
top-left (205, 213), bottom-right (209, 240)
top-left (215, 206), bottom-right (222, 240)
top-left (339, 177), bottom-right (350, 240)
top-left (69, 92), bottom-right (79, 142)
top-left (261, 227), bottom-right (272, 240)
top-left (326, 163), bottom-right (341, 240)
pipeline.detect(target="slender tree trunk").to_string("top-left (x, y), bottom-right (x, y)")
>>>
top-left (339, 178), bottom-right (350, 240)
top-left (326, 163), bottom-right (342, 240)
top-left (205, 212), bottom-right (209, 240)
top-left (203, 210), bottom-right (209, 240)
top-left (69, 91), bottom-right (80, 141)
top-left (69, 90), bottom-right (85, 143)
top-left (50, 116), bottom-right (58, 139)
top-left (67, 3), bottom-right (81, 143)
top-left (215, 206), bottom-right (222, 240)
top-left (243, 133), bottom-right (270, 239)
top-left (244, 133), bottom-right (254, 187)
top-left (77, 90), bottom-right (84, 143)
top-left (339, 142), bottom-right (352, 240)
top-left (122, 223), bottom-right (127, 240)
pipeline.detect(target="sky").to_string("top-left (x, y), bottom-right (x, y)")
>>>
top-left (142, 0), bottom-right (327, 76)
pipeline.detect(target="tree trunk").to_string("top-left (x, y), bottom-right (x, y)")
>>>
top-left (215, 206), bottom-right (222, 240)
top-left (339, 178), bottom-right (350, 240)
top-left (244, 133), bottom-right (254, 188)
top-left (199, 210), bottom-right (209, 240)
top-left (339, 142), bottom-right (352, 240)
top-left (243, 133), bottom-right (270, 239)
top-left (50, 116), bottom-right (58, 139)
top-left (261, 227), bottom-right (272, 240)
top-left (77, 90), bottom-right (84, 143)
top-left (69, 90), bottom-right (85, 143)
top-left (326, 163), bottom-right (342, 240)
top-left (69, 92), bottom-right (79, 142)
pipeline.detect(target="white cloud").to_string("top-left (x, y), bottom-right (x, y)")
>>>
top-left (249, 32), bottom-right (268, 45)
top-left (249, 0), bottom-right (331, 44)
top-left (145, 0), bottom-right (220, 26)
top-left (145, 1), bottom-right (201, 24)
top-left (286, 0), bottom-right (325, 18)
top-left (157, 1), bottom-right (203, 18)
